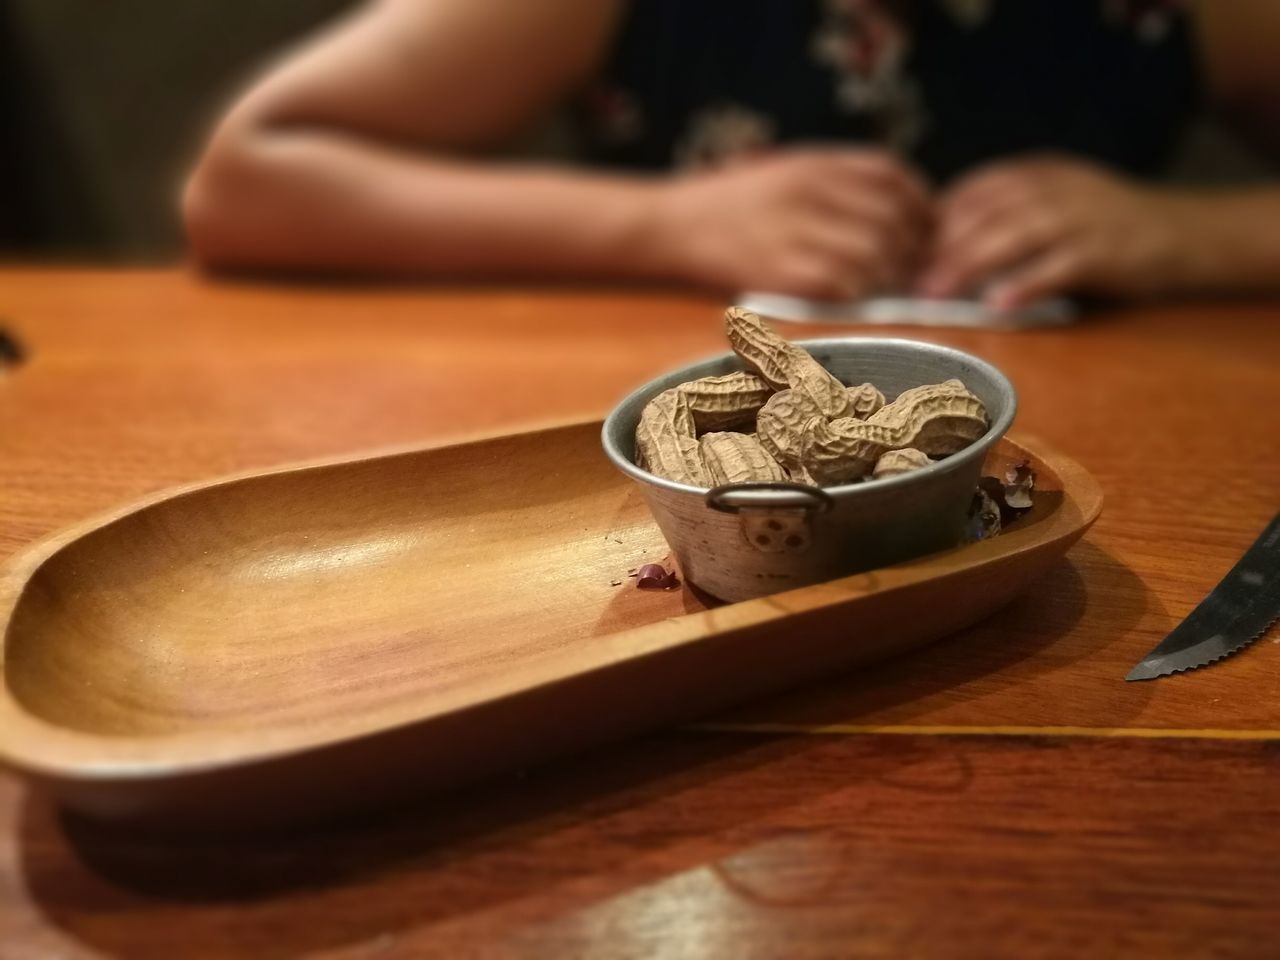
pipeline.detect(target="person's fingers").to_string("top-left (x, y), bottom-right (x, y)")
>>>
top-left (811, 186), bottom-right (928, 273)
top-left (917, 209), bottom-right (1063, 298)
top-left (863, 156), bottom-right (932, 215)
top-left (941, 156), bottom-right (1063, 204)
top-left (984, 247), bottom-right (1083, 311)
top-left (941, 166), bottom-right (1025, 207)
top-left (774, 252), bottom-right (869, 301)
top-left (818, 150), bottom-right (933, 220)
top-left (934, 180), bottom-right (1040, 256)
top-left (930, 190), bottom-right (1040, 278)
top-left (802, 221), bottom-right (900, 291)
top-left (936, 166), bottom-right (1045, 244)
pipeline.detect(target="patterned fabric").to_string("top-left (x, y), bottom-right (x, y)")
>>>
top-left (579, 0), bottom-right (1199, 182)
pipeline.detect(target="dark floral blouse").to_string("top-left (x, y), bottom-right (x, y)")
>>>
top-left (579, 0), bottom-right (1199, 183)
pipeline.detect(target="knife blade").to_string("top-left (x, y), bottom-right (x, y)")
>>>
top-left (1126, 512), bottom-right (1280, 680)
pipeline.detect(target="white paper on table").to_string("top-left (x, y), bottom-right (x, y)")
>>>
top-left (736, 292), bottom-right (1076, 329)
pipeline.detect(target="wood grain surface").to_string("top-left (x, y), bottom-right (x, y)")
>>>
top-left (0, 428), bottom-right (1095, 826)
top-left (1, 269), bottom-right (1278, 957)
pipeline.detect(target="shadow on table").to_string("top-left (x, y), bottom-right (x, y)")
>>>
top-left (711, 541), bottom-right (1162, 729)
top-left (16, 542), bottom-right (1160, 958)
top-left (19, 728), bottom-right (963, 959)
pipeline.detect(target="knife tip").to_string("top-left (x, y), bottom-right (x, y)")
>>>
top-left (1125, 663), bottom-right (1163, 682)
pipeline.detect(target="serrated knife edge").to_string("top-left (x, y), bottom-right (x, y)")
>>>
top-left (1126, 513), bottom-right (1280, 681)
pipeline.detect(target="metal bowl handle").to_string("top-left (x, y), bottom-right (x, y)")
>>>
top-left (705, 483), bottom-right (836, 515)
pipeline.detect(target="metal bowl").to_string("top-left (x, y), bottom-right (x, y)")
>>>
top-left (601, 338), bottom-right (1017, 602)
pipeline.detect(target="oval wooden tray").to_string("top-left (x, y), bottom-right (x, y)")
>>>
top-left (0, 422), bottom-right (1101, 827)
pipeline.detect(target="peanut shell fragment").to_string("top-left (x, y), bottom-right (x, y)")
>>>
top-left (846, 382), bottom-right (886, 419)
top-left (676, 371), bottom-right (773, 432)
top-left (700, 431), bottom-right (788, 486)
top-left (724, 307), bottom-right (849, 419)
top-left (756, 389), bottom-right (821, 476)
top-left (872, 448), bottom-right (932, 479)
top-left (868, 380), bottom-right (989, 457)
top-left (800, 382), bottom-right (988, 485)
top-left (634, 388), bottom-right (707, 487)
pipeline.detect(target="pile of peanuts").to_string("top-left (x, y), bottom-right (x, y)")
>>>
top-left (635, 308), bottom-right (990, 488)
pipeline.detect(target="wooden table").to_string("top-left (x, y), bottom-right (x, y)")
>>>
top-left (1, 269), bottom-right (1278, 959)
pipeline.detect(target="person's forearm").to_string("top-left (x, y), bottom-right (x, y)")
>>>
top-left (1155, 188), bottom-right (1280, 295)
top-left (184, 129), bottom-right (680, 281)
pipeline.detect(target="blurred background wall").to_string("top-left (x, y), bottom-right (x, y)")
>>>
top-left (0, 1), bottom-right (355, 260)
top-left (0, 1), bottom-right (1272, 263)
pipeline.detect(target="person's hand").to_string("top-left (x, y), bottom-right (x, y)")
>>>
top-left (655, 149), bottom-right (931, 300)
top-left (918, 156), bottom-right (1187, 310)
